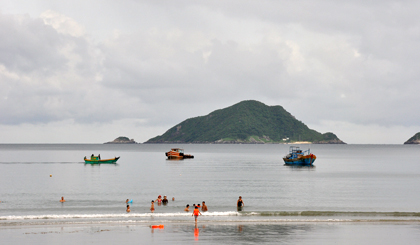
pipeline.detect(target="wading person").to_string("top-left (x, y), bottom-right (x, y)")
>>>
top-left (150, 200), bottom-right (155, 213)
top-left (201, 201), bottom-right (208, 212)
top-left (237, 196), bottom-right (244, 211)
top-left (192, 206), bottom-right (202, 223)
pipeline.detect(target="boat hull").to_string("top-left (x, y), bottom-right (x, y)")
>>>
top-left (283, 155), bottom-right (316, 166)
top-left (165, 150), bottom-right (194, 160)
top-left (84, 157), bottom-right (120, 164)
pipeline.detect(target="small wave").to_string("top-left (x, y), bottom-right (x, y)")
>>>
top-left (0, 211), bottom-right (240, 221)
top-left (2, 211), bottom-right (420, 222)
top-left (240, 211), bottom-right (420, 217)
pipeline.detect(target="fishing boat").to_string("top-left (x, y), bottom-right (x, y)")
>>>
top-left (165, 148), bottom-right (194, 160)
top-left (84, 155), bottom-right (120, 164)
top-left (283, 146), bottom-right (316, 166)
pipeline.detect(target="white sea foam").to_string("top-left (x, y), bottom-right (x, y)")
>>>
top-left (0, 211), bottom-right (241, 221)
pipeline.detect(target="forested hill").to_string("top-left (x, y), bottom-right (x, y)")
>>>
top-left (145, 100), bottom-right (345, 144)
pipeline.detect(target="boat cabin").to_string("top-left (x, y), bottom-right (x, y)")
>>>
top-left (171, 148), bottom-right (184, 153)
top-left (285, 146), bottom-right (311, 159)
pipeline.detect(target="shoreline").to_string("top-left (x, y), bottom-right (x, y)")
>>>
top-left (2, 221), bottom-right (420, 244)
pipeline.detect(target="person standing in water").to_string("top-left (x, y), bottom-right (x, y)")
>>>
top-left (201, 201), bottom-right (208, 212)
top-left (192, 206), bottom-right (202, 223)
top-left (126, 205), bottom-right (131, 213)
top-left (237, 196), bottom-right (244, 211)
top-left (162, 195), bottom-right (168, 205)
top-left (60, 197), bottom-right (66, 202)
top-left (184, 204), bottom-right (190, 212)
top-left (155, 195), bottom-right (162, 206)
top-left (150, 200), bottom-right (155, 213)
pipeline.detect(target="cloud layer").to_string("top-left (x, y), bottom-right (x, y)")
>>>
top-left (0, 1), bottom-right (419, 143)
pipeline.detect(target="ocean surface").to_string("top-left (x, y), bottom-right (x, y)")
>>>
top-left (1, 144), bottom-right (420, 244)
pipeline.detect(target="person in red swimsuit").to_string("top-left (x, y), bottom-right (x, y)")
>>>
top-left (192, 206), bottom-right (202, 223)
top-left (155, 195), bottom-right (162, 206)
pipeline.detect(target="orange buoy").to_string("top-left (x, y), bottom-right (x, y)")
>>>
top-left (151, 224), bottom-right (164, 229)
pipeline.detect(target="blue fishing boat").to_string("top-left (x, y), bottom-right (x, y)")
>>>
top-left (283, 146), bottom-right (316, 166)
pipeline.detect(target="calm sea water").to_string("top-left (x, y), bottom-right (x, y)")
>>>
top-left (1, 144), bottom-right (420, 244)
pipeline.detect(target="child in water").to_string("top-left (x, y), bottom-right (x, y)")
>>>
top-left (150, 200), bottom-right (155, 213)
top-left (192, 206), bottom-right (202, 223)
top-left (126, 205), bottom-right (130, 213)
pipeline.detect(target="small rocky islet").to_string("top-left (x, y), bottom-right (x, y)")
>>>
top-left (104, 136), bottom-right (137, 144)
top-left (404, 132), bottom-right (420, 144)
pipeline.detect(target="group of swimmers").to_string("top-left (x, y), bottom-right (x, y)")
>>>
top-left (61, 195), bottom-right (244, 223)
top-left (125, 195), bottom-right (174, 213)
top-left (184, 201), bottom-right (208, 212)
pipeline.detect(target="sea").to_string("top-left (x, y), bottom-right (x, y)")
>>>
top-left (1, 144), bottom-right (420, 244)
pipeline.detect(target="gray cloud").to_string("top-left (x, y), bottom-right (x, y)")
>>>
top-left (0, 1), bottom-right (420, 143)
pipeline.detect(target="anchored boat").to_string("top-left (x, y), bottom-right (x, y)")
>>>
top-left (165, 148), bottom-right (194, 160)
top-left (283, 146), bottom-right (316, 166)
top-left (84, 155), bottom-right (120, 164)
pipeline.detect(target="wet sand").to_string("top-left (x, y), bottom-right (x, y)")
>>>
top-left (2, 221), bottom-right (420, 244)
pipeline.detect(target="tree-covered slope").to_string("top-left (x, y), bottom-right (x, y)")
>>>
top-left (146, 100), bottom-right (345, 144)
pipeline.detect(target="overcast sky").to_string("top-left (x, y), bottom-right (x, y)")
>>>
top-left (0, 0), bottom-right (419, 144)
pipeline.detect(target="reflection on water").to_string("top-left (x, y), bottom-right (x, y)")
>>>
top-left (194, 224), bottom-right (199, 240)
top-left (174, 223), bottom-right (314, 243)
top-left (284, 164), bottom-right (316, 170)
top-left (238, 225), bottom-right (243, 233)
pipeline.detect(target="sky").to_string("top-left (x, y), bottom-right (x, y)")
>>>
top-left (0, 0), bottom-right (419, 144)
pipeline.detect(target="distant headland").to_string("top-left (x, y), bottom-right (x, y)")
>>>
top-left (104, 136), bottom-right (137, 144)
top-left (404, 132), bottom-right (420, 144)
top-left (145, 100), bottom-right (346, 144)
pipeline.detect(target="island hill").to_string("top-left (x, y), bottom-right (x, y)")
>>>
top-left (105, 136), bottom-right (137, 144)
top-left (145, 100), bottom-right (345, 144)
top-left (404, 132), bottom-right (420, 144)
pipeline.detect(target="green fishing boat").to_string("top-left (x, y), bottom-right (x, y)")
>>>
top-left (84, 155), bottom-right (120, 164)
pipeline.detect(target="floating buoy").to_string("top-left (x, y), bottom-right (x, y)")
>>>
top-left (151, 225), bottom-right (164, 229)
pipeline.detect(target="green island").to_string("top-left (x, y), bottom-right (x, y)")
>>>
top-left (145, 100), bottom-right (345, 144)
top-left (404, 132), bottom-right (420, 144)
